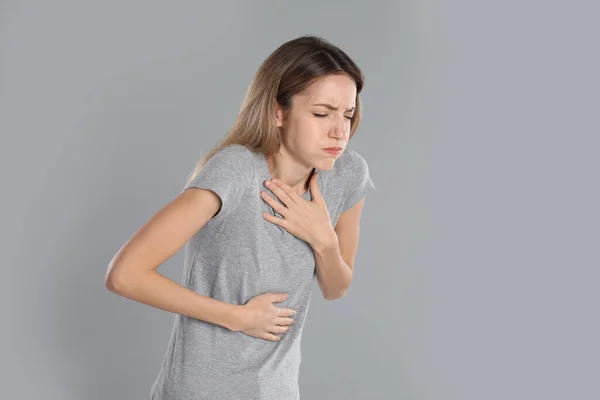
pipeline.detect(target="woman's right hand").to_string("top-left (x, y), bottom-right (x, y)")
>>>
top-left (234, 292), bottom-right (297, 342)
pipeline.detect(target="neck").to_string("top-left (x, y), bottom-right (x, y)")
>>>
top-left (265, 150), bottom-right (313, 195)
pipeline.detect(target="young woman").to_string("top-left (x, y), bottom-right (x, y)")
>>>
top-left (105, 35), bottom-right (375, 400)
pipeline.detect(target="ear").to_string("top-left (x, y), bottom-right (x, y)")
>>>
top-left (275, 102), bottom-right (287, 128)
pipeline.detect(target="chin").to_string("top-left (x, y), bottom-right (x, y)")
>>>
top-left (313, 157), bottom-right (337, 171)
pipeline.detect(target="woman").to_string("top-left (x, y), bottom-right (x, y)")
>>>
top-left (105, 35), bottom-right (375, 400)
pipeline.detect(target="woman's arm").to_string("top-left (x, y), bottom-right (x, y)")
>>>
top-left (104, 187), bottom-right (242, 331)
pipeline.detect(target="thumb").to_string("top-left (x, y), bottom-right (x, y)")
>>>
top-left (278, 293), bottom-right (289, 301)
top-left (310, 171), bottom-right (322, 200)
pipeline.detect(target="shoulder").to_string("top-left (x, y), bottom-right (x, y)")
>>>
top-left (336, 148), bottom-right (374, 212)
top-left (205, 144), bottom-right (254, 173)
top-left (214, 143), bottom-right (253, 160)
top-left (332, 148), bottom-right (370, 179)
top-left (182, 144), bottom-right (256, 222)
top-left (185, 143), bottom-right (255, 191)
top-left (221, 143), bottom-right (252, 154)
top-left (347, 149), bottom-right (369, 172)
top-left (321, 148), bottom-right (372, 197)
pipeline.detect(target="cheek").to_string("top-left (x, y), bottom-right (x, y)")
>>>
top-left (309, 117), bottom-right (328, 135)
top-left (290, 118), bottom-right (322, 141)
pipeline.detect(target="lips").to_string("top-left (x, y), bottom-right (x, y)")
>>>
top-left (324, 147), bottom-right (343, 155)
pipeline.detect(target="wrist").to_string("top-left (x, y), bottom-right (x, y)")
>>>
top-left (224, 304), bottom-right (246, 332)
top-left (312, 230), bottom-right (339, 253)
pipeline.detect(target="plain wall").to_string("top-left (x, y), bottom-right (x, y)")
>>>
top-left (1, 0), bottom-right (597, 399)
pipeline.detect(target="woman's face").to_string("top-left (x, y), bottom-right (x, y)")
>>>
top-left (276, 74), bottom-right (356, 171)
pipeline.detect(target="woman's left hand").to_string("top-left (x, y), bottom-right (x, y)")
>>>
top-left (261, 172), bottom-right (336, 249)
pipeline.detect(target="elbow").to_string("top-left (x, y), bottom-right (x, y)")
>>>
top-left (105, 267), bottom-right (135, 294)
top-left (323, 289), bottom-right (347, 301)
top-left (105, 272), bottom-right (123, 293)
top-left (323, 278), bottom-right (352, 300)
top-left (105, 274), bottom-right (120, 293)
top-left (322, 280), bottom-right (352, 300)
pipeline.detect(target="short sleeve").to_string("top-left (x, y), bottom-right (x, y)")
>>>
top-left (341, 150), bottom-right (375, 212)
top-left (182, 144), bottom-right (255, 223)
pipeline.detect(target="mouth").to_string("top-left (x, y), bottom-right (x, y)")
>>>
top-left (324, 147), bottom-right (343, 155)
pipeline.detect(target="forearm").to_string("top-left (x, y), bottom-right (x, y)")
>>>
top-left (312, 233), bottom-right (353, 299)
top-left (107, 271), bottom-right (241, 331)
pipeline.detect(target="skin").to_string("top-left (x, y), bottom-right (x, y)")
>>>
top-left (266, 73), bottom-right (357, 195)
top-left (104, 73), bottom-right (366, 344)
top-left (261, 73), bottom-right (366, 299)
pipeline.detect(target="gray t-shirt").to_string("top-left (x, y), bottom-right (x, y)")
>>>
top-left (150, 144), bottom-right (374, 400)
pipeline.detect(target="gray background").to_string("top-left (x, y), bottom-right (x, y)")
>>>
top-left (1, 1), bottom-right (597, 399)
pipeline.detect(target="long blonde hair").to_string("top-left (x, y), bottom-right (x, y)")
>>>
top-left (185, 34), bottom-right (365, 187)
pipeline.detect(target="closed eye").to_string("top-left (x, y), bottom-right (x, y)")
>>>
top-left (313, 113), bottom-right (353, 120)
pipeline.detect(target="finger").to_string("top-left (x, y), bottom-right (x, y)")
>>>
top-left (264, 333), bottom-right (281, 342)
top-left (260, 191), bottom-right (288, 216)
top-left (267, 179), bottom-right (297, 204)
top-left (276, 308), bottom-right (297, 317)
top-left (272, 293), bottom-right (289, 302)
top-left (262, 212), bottom-right (285, 226)
top-left (271, 325), bottom-right (290, 334)
top-left (275, 317), bottom-right (296, 326)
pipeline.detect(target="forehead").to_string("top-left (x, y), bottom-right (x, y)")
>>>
top-left (295, 74), bottom-right (357, 107)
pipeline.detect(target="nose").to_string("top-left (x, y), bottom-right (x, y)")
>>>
top-left (329, 115), bottom-right (349, 140)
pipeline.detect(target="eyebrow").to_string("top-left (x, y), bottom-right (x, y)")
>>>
top-left (312, 103), bottom-right (356, 112)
